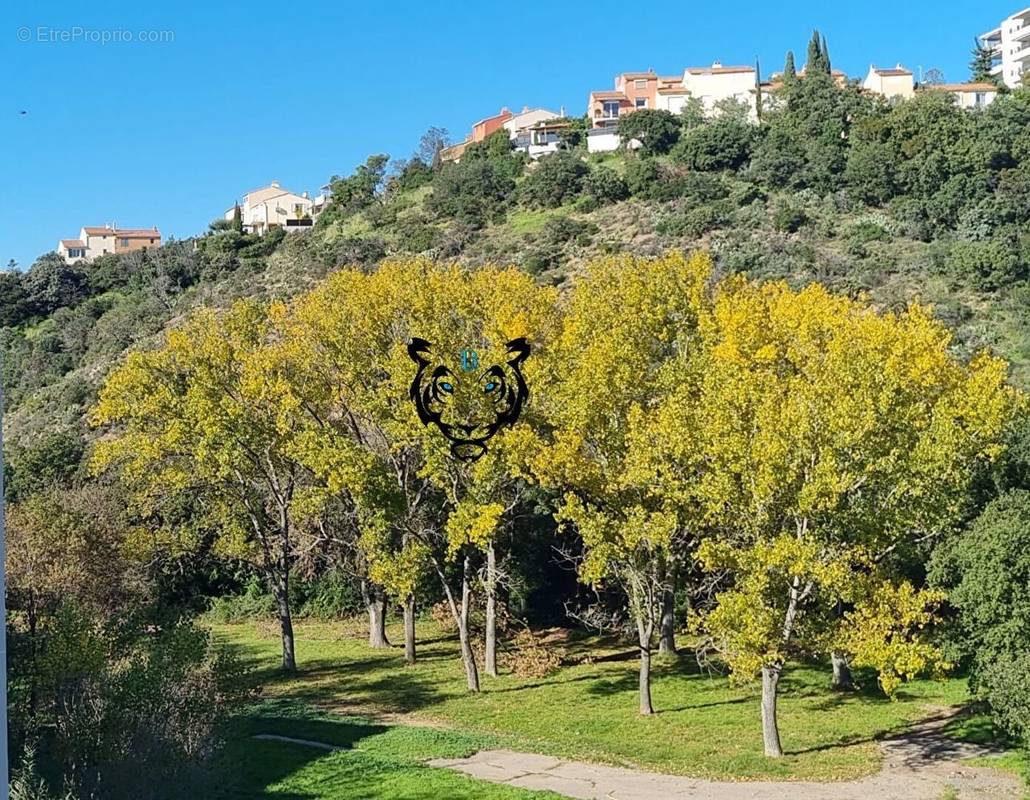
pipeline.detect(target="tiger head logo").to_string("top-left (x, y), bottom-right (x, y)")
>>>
top-left (407, 337), bottom-right (530, 462)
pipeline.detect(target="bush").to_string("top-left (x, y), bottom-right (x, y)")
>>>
top-left (207, 578), bottom-right (275, 623)
top-left (520, 151), bottom-right (589, 208)
top-left (656, 201), bottom-right (733, 238)
top-left (978, 652), bottom-right (1030, 743)
top-left (672, 117), bottom-right (755, 171)
top-left (427, 158), bottom-right (516, 226)
top-left (616, 109), bottom-right (681, 154)
top-left (945, 239), bottom-right (1023, 291)
top-left (772, 201), bottom-right (808, 233)
top-left (583, 166), bottom-right (629, 204)
top-left (13, 604), bottom-right (251, 798)
top-left (624, 158), bottom-right (689, 201)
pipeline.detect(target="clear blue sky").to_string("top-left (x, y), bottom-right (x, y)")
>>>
top-left (0, 0), bottom-right (1017, 269)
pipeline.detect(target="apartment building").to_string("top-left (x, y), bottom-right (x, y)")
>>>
top-left (224, 180), bottom-right (314, 235)
top-left (58, 225), bottom-right (161, 264)
top-left (680, 63), bottom-right (759, 117)
top-left (862, 64), bottom-right (915, 100)
top-left (587, 70), bottom-right (684, 129)
top-left (980, 6), bottom-right (1030, 89)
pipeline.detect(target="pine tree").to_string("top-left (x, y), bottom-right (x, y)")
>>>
top-left (970, 38), bottom-right (999, 85)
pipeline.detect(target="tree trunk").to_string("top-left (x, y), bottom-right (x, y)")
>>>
top-left (761, 664), bottom-right (783, 756)
top-left (458, 556), bottom-right (481, 692)
top-left (273, 574), bottom-right (297, 672)
top-left (361, 580), bottom-right (390, 649)
top-left (831, 650), bottom-right (854, 690)
top-left (403, 593), bottom-right (417, 665)
top-left (658, 570), bottom-right (677, 656)
top-left (484, 541), bottom-right (499, 677)
top-left (636, 612), bottom-right (655, 715)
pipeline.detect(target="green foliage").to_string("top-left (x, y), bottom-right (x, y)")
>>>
top-left (583, 166), bottom-right (629, 204)
top-left (771, 200), bottom-right (807, 232)
top-left (616, 109), bottom-right (681, 154)
top-left (520, 151), bottom-right (589, 208)
top-left (323, 154), bottom-right (390, 223)
top-left (427, 158), bottom-right (517, 226)
top-left (672, 115), bottom-right (755, 171)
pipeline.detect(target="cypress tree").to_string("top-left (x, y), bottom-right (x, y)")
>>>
top-left (821, 33), bottom-right (832, 74)
top-left (807, 30), bottom-right (823, 74)
top-left (784, 50), bottom-right (797, 81)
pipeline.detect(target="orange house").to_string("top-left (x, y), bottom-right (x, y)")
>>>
top-left (587, 70), bottom-right (683, 128)
top-left (471, 107), bottom-right (513, 142)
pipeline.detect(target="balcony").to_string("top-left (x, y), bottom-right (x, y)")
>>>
top-left (1014, 24), bottom-right (1030, 42)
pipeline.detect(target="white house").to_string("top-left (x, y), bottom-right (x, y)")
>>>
top-left (58, 225), bottom-right (161, 264)
top-left (224, 181), bottom-right (314, 235)
top-left (681, 62), bottom-right (759, 119)
top-left (862, 65), bottom-right (915, 100)
top-left (980, 6), bottom-right (1030, 89)
top-left (504, 107), bottom-right (562, 139)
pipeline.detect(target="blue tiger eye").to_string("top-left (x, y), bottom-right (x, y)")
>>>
top-left (484, 382), bottom-right (497, 392)
top-left (440, 382), bottom-right (454, 393)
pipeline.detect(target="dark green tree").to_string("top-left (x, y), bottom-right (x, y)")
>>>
top-left (231, 202), bottom-right (243, 233)
top-left (616, 109), bottom-right (681, 154)
top-left (783, 51), bottom-right (797, 82)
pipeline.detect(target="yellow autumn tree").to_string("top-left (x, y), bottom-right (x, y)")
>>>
top-left (285, 258), bottom-right (558, 689)
top-left (684, 277), bottom-right (1020, 756)
top-left (90, 300), bottom-right (321, 672)
top-left (534, 250), bottom-right (713, 715)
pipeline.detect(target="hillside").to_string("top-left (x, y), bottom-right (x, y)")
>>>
top-left (4, 71), bottom-right (1030, 481)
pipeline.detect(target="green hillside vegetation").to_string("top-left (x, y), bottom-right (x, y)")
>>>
top-left (6, 33), bottom-right (1030, 798)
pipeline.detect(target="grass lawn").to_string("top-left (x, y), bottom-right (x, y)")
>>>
top-left (211, 617), bottom-right (986, 784)
top-left (195, 700), bottom-right (561, 799)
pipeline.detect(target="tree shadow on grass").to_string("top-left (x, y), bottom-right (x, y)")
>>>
top-left (194, 708), bottom-right (391, 800)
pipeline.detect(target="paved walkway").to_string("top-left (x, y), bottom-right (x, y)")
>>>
top-left (428, 714), bottom-right (1023, 800)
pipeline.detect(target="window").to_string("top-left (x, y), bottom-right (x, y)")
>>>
top-left (293, 203), bottom-right (304, 215)
top-left (635, 98), bottom-right (647, 108)
top-left (975, 92), bottom-right (987, 107)
top-left (602, 100), bottom-right (620, 118)
top-left (69, 248), bottom-right (85, 258)
top-left (634, 79), bottom-right (647, 89)
top-left (119, 238), bottom-right (130, 246)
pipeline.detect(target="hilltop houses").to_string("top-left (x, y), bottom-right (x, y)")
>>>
top-left (225, 181), bottom-right (315, 235)
top-left (441, 105), bottom-right (565, 162)
top-left (58, 225), bottom-right (161, 264)
top-left (918, 82), bottom-right (999, 108)
top-left (586, 63), bottom-right (759, 153)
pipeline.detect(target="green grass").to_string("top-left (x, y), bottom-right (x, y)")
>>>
top-left (942, 710), bottom-right (1030, 780)
top-left (212, 618), bottom-right (982, 783)
top-left (195, 700), bottom-right (560, 799)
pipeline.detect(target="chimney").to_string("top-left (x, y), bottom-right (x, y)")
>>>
top-left (522, 105), bottom-right (529, 113)
top-left (302, 191), bottom-right (309, 199)
top-left (271, 180), bottom-right (280, 188)
top-left (559, 105), bottom-right (566, 117)
top-left (712, 60), bottom-right (722, 68)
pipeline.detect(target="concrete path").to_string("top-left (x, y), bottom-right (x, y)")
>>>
top-left (428, 714), bottom-right (1023, 800)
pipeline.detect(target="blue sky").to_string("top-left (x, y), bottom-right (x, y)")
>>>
top-left (0, 0), bottom-right (1017, 269)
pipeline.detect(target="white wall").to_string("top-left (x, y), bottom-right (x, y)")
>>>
top-left (587, 131), bottom-right (620, 153)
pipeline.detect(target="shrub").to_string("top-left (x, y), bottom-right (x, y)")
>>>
top-left (427, 158), bottom-right (516, 226)
top-left (520, 151), bottom-right (589, 208)
top-left (772, 201), bottom-right (808, 233)
top-left (207, 578), bottom-right (275, 623)
top-left (945, 239), bottom-right (1023, 291)
top-left (672, 117), bottom-right (755, 171)
top-left (625, 158), bottom-right (689, 201)
top-left (583, 166), bottom-right (629, 204)
top-left (656, 201), bottom-right (733, 238)
top-left (616, 109), bottom-right (681, 154)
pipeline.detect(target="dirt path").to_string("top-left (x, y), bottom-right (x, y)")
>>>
top-left (428, 713), bottom-right (1022, 800)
